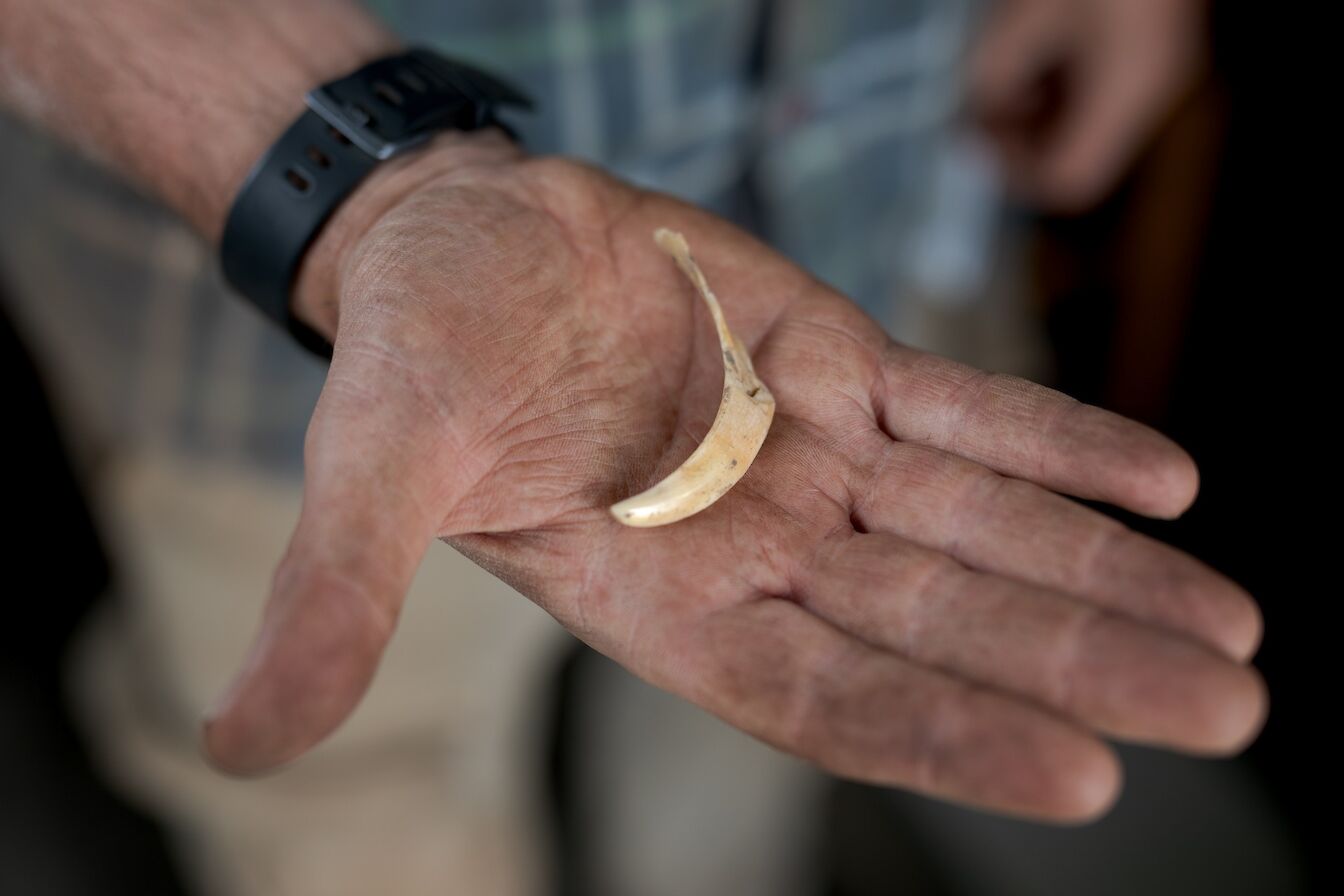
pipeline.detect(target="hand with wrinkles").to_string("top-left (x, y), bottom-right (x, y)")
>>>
top-left (200, 131), bottom-right (1265, 821)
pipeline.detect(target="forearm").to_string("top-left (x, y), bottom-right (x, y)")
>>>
top-left (0, 0), bottom-right (398, 240)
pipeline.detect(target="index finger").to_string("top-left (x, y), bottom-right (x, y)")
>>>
top-left (877, 344), bottom-right (1199, 518)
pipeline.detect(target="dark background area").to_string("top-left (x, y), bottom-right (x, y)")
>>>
top-left (0, 308), bottom-right (188, 895)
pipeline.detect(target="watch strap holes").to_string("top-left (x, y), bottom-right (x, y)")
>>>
top-left (373, 80), bottom-right (405, 107)
top-left (283, 167), bottom-right (313, 195)
top-left (305, 146), bottom-right (332, 169)
top-left (395, 67), bottom-right (428, 94)
top-left (412, 62), bottom-right (447, 89)
top-left (327, 126), bottom-right (352, 146)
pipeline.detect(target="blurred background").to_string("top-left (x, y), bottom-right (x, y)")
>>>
top-left (0, 1), bottom-right (1315, 894)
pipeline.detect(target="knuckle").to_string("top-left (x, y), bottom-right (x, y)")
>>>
top-left (773, 640), bottom-right (859, 766)
top-left (902, 688), bottom-right (965, 794)
top-left (899, 554), bottom-right (959, 653)
top-left (1043, 605), bottom-right (1103, 715)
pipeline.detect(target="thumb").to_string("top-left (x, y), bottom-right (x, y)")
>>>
top-left (202, 381), bottom-right (438, 775)
top-left (1025, 23), bottom-right (1197, 210)
top-left (969, 0), bottom-right (1068, 120)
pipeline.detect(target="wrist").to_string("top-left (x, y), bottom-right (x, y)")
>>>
top-left (191, 20), bottom-right (402, 240)
top-left (291, 129), bottom-right (529, 341)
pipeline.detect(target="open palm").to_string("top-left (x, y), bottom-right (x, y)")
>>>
top-left (204, 134), bottom-right (1263, 821)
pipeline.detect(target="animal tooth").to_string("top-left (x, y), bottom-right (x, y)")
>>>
top-left (610, 228), bottom-right (776, 527)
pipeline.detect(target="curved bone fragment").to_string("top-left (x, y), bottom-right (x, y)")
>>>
top-left (610, 228), bottom-right (776, 527)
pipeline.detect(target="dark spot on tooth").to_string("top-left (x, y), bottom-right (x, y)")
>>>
top-left (730, 458), bottom-right (738, 467)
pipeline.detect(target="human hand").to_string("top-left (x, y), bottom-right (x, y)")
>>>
top-left (971, 0), bottom-right (1208, 209)
top-left (202, 131), bottom-right (1263, 821)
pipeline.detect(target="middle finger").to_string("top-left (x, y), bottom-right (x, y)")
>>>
top-left (848, 432), bottom-right (1261, 660)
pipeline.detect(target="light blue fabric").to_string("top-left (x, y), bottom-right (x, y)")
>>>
top-left (0, 0), bottom-right (990, 475)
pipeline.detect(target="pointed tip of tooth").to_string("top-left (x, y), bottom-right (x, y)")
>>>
top-left (608, 496), bottom-right (640, 521)
top-left (609, 499), bottom-right (673, 528)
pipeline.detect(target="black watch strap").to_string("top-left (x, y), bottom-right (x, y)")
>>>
top-left (220, 49), bottom-right (531, 358)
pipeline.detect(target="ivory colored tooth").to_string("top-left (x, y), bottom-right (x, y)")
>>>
top-left (610, 228), bottom-right (776, 527)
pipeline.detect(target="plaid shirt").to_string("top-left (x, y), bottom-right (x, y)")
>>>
top-left (0, 0), bottom-right (991, 476)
